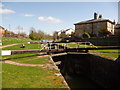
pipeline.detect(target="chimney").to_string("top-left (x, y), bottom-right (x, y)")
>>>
top-left (99, 14), bottom-right (102, 19)
top-left (94, 12), bottom-right (98, 19)
top-left (113, 20), bottom-right (116, 24)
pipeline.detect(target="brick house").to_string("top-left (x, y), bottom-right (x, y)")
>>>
top-left (74, 13), bottom-right (115, 37)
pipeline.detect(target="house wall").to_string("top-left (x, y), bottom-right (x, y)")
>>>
top-left (0, 26), bottom-right (5, 37)
top-left (65, 29), bottom-right (74, 35)
top-left (75, 21), bottom-right (114, 37)
top-left (107, 22), bottom-right (114, 34)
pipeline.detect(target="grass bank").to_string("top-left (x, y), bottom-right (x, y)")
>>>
top-left (2, 37), bottom-right (33, 46)
top-left (2, 43), bottom-right (42, 50)
top-left (2, 53), bottom-right (67, 88)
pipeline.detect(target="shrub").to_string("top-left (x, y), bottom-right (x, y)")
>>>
top-left (82, 32), bottom-right (91, 38)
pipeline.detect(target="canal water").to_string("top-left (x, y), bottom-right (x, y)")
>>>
top-left (52, 56), bottom-right (102, 88)
top-left (63, 74), bottom-right (101, 88)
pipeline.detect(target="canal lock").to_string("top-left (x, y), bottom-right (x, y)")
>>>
top-left (51, 53), bottom-right (120, 88)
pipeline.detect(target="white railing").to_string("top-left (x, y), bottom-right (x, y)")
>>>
top-left (76, 42), bottom-right (98, 48)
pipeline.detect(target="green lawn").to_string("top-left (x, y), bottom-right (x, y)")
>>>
top-left (2, 43), bottom-right (42, 50)
top-left (57, 43), bottom-right (93, 48)
top-left (18, 57), bottom-right (49, 64)
top-left (2, 37), bottom-right (33, 46)
top-left (100, 53), bottom-right (119, 58)
top-left (2, 53), bottom-right (67, 88)
top-left (90, 50), bottom-right (119, 59)
top-left (2, 64), bottom-right (66, 88)
top-left (2, 53), bottom-right (49, 64)
top-left (97, 49), bottom-right (119, 52)
top-left (2, 53), bottom-right (40, 60)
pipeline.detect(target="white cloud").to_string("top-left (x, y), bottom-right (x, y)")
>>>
top-left (0, 9), bottom-right (15, 14)
top-left (23, 14), bottom-right (35, 17)
top-left (38, 16), bottom-right (62, 23)
top-left (38, 16), bottom-right (47, 21)
top-left (48, 16), bottom-right (62, 23)
top-left (0, 3), bottom-right (4, 8)
top-left (0, 3), bottom-right (15, 14)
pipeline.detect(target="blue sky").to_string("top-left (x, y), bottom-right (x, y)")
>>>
top-left (1, 2), bottom-right (118, 35)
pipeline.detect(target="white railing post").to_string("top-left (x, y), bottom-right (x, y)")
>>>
top-left (55, 45), bottom-right (57, 49)
top-left (57, 44), bottom-right (59, 49)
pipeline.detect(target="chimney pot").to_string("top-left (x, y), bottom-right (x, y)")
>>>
top-left (99, 14), bottom-right (102, 19)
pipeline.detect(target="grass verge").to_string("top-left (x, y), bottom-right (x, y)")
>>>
top-left (2, 53), bottom-right (67, 88)
top-left (2, 43), bottom-right (42, 50)
top-left (2, 37), bottom-right (33, 46)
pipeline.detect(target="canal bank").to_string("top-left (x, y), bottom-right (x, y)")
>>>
top-left (51, 53), bottom-right (120, 88)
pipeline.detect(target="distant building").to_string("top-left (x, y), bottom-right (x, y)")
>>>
top-left (54, 28), bottom-right (75, 40)
top-left (0, 26), bottom-right (5, 37)
top-left (65, 28), bottom-right (75, 36)
top-left (114, 24), bottom-right (120, 35)
top-left (74, 13), bottom-right (115, 37)
top-left (59, 28), bottom-right (75, 38)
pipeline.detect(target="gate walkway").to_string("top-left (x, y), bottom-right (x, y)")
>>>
top-left (1, 42), bottom-right (120, 56)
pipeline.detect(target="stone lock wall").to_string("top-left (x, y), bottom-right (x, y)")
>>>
top-left (82, 35), bottom-right (120, 46)
top-left (52, 53), bottom-right (120, 88)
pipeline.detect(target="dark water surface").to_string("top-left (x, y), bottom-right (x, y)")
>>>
top-left (52, 53), bottom-right (120, 88)
top-left (63, 74), bottom-right (101, 89)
